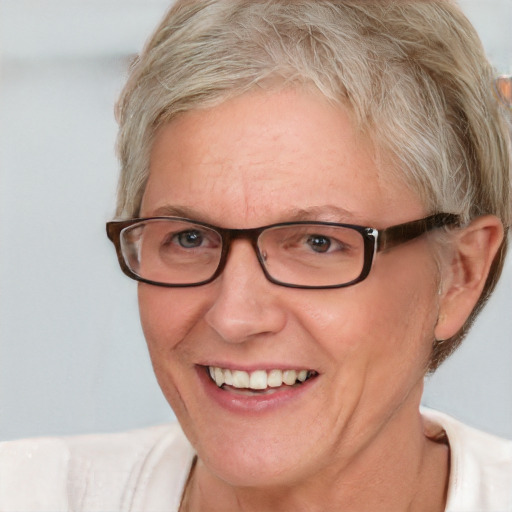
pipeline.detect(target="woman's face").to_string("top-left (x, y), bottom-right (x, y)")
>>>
top-left (138, 88), bottom-right (441, 487)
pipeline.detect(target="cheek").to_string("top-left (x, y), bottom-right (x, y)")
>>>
top-left (137, 285), bottom-right (212, 391)
top-left (301, 251), bottom-right (441, 367)
top-left (138, 285), bottom-right (205, 347)
top-left (137, 285), bottom-right (210, 417)
top-left (355, 255), bottom-right (440, 372)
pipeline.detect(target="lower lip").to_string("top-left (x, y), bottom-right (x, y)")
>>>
top-left (196, 366), bottom-right (318, 414)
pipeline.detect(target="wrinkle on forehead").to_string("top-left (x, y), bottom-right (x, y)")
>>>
top-left (143, 88), bottom-right (424, 228)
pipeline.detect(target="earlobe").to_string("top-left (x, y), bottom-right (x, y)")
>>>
top-left (434, 215), bottom-right (504, 341)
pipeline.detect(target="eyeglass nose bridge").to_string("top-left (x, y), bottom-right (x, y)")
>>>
top-left (210, 226), bottom-right (274, 285)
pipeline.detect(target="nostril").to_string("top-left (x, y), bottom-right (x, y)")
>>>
top-left (204, 274), bottom-right (287, 344)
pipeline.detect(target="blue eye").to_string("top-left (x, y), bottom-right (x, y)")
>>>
top-left (306, 234), bottom-right (331, 253)
top-left (176, 230), bottom-right (204, 248)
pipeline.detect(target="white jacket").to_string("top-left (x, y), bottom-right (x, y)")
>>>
top-left (0, 409), bottom-right (511, 511)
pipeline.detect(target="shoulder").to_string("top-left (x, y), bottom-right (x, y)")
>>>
top-left (0, 422), bottom-right (195, 512)
top-left (422, 407), bottom-right (512, 511)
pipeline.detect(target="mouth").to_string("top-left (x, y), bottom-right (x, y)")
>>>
top-left (205, 366), bottom-right (318, 396)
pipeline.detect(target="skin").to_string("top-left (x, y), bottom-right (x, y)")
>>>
top-left (137, 88), bottom-right (500, 511)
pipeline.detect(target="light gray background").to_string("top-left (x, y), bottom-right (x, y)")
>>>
top-left (0, 0), bottom-right (511, 442)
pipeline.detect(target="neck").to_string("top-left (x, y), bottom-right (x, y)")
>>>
top-left (182, 395), bottom-right (449, 512)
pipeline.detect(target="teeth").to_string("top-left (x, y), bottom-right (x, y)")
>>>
top-left (208, 367), bottom-right (314, 390)
top-left (297, 369), bottom-right (308, 382)
top-left (214, 367), bottom-right (225, 387)
top-left (232, 370), bottom-right (250, 388)
top-left (249, 370), bottom-right (267, 390)
top-left (282, 370), bottom-right (297, 385)
top-left (267, 369), bottom-right (283, 388)
top-left (224, 369), bottom-right (233, 386)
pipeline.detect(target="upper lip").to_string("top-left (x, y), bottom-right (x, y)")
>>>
top-left (200, 363), bottom-right (316, 372)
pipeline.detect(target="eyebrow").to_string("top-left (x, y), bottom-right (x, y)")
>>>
top-left (151, 205), bottom-right (209, 218)
top-left (285, 206), bottom-right (359, 222)
top-left (148, 204), bottom-right (360, 225)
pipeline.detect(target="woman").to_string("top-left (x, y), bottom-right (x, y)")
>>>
top-left (1, 0), bottom-right (511, 510)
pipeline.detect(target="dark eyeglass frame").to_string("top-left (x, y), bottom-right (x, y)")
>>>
top-left (106, 213), bottom-right (460, 289)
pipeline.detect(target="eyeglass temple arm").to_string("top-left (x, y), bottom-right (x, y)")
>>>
top-left (376, 213), bottom-right (461, 252)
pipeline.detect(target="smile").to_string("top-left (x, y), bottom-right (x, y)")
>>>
top-left (207, 366), bottom-right (318, 391)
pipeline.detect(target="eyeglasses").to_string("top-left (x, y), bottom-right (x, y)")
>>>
top-left (106, 213), bottom-right (460, 289)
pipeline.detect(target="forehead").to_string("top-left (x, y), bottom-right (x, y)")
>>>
top-left (142, 89), bottom-right (425, 227)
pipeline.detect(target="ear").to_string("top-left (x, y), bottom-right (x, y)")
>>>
top-left (434, 215), bottom-right (504, 341)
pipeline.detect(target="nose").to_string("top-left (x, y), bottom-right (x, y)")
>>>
top-left (204, 240), bottom-right (287, 344)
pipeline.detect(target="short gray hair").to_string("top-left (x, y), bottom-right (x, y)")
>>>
top-left (115, 0), bottom-right (511, 371)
